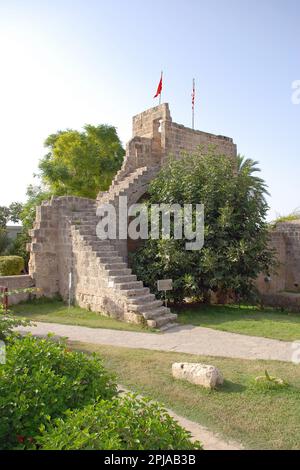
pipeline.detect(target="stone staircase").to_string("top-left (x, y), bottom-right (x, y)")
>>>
top-left (71, 172), bottom-right (178, 330)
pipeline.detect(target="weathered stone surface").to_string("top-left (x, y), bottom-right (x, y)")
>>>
top-left (172, 362), bottom-right (224, 389)
top-left (255, 220), bottom-right (300, 310)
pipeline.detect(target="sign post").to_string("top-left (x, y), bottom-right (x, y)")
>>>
top-left (68, 272), bottom-right (72, 309)
top-left (157, 279), bottom-right (173, 307)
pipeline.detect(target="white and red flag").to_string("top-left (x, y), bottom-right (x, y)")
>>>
top-left (192, 78), bottom-right (195, 110)
top-left (192, 78), bottom-right (195, 129)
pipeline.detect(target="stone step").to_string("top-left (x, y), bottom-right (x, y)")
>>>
top-left (76, 221), bottom-right (99, 226)
top-left (102, 262), bottom-right (128, 270)
top-left (127, 293), bottom-right (156, 304)
top-left (95, 255), bottom-right (124, 263)
top-left (82, 234), bottom-right (105, 241)
top-left (109, 274), bottom-right (137, 283)
top-left (90, 242), bottom-right (117, 251)
top-left (142, 307), bottom-right (171, 320)
top-left (91, 248), bottom-right (117, 256)
top-left (121, 287), bottom-right (150, 297)
top-left (75, 225), bottom-right (97, 230)
top-left (128, 300), bottom-right (163, 312)
top-left (115, 280), bottom-right (143, 290)
top-left (146, 313), bottom-right (178, 328)
top-left (106, 268), bottom-right (132, 276)
top-left (71, 210), bottom-right (97, 215)
top-left (81, 234), bottom-right (109, 241)
top-left (75, 214), bottom-right (99, 218)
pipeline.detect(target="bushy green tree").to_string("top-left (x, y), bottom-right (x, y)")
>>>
top-left (39, 124), bottom-right (124, 198)
top-left (131, 148), bottom-right (275, 303)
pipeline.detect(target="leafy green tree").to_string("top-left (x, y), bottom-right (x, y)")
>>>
top-left (0, 229), bottom-right (12, 255)
top-left (8, 202), bottom-right (23, 224)
top-left (131, 148), bottom-right (275, 304)
top-left (7, 186), bottom-right (51, 267)
top-left (0, 203), bottom-right (23, 256)
top-left (0, 207), bottom-right (10, 228)
top-left (39, 124), bottom-right (124, 198)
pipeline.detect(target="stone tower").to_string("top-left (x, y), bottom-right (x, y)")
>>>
top-left (28, 103), bottom-right (237, 329)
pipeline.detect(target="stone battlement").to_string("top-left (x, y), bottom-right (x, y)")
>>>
top-left (110, 103), bottom-right (237, 189)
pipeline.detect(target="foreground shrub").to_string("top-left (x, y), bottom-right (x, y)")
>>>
top-left (0, 288), bottom-right (36, 340)
top-left (0, 256), bottom-right (24, 276)
top-left (37, 394), bottom-right (202, 450)
top-left (0, 312), bottom-right (31, 341)
top-left (0, 336), bottom-right (117, 449)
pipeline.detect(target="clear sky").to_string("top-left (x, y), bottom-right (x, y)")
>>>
top-left (0, 0), bottom-right (299, 220)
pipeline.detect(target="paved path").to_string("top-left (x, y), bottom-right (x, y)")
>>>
top-left (17, 321), bottom-right (294, 362)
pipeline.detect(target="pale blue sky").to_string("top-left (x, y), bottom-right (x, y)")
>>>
top-left (0, 0), bottom-right (299, 220)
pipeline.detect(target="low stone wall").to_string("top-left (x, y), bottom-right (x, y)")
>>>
top-left (0, 275), bottom-right (35, 305)
top-left (261, 292), bottom-right (300, 312)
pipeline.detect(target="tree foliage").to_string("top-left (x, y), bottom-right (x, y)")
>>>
top-left (0, 203), bottom-right (23, 256)
top-left (131, 148), bottom-right (275, 303)
top-left (39, 124), bottom-right (124, 198)
top-left (0, 203), bottom-right (22, 228)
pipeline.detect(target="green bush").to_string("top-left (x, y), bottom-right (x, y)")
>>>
top-left (0, 256), bottom-right (24, 276)
top-left (0, 312), bottom-right (31, 341)
top-left (0, 336), bottom-right (117, 449)
top-left (131, 152), bottom-right (275, 304)
top-left (37, 394), bottom-right (202, 450)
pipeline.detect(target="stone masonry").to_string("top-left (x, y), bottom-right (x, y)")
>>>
top-left (255, 220), bottom-right (300, 311)
top-left (28, 103), bottom-right (237, 329)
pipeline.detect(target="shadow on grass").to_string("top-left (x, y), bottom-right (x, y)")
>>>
top-left (219, 379), bottom-right (247, 394)
top-left (174, 303), bottom-right (300, 326)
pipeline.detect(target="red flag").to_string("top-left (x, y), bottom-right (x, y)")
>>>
top-left (192, 78), bottom-right (195, 110)
top-left (154, 72), bottom-right (163, 98)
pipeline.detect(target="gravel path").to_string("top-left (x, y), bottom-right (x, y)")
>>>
top-left (17, 321), bottom-right (295, 362)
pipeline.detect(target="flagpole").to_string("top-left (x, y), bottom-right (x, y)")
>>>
top-left (192, 78), bottom-right (195, 130)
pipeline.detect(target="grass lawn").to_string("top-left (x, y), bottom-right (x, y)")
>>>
top-left (70, 341), bottom-right (300, 450)
top-left (175, 304), bottom-right (300, 341)
top-left (12, 299), bottom-right (156, 333)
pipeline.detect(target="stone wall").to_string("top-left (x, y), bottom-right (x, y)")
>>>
top-left (255, 231), bottom-right (287, 295)
top-left (163, 122), bottom-right (237, 163)
top-left (256, 220), bottom-right (300, 310)
top-left (28, 196), bottom-right (96, 299)
top-left (276, 221), bottom-right (300, 291)
top-left (0, 275), bottom-right (35, 305)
